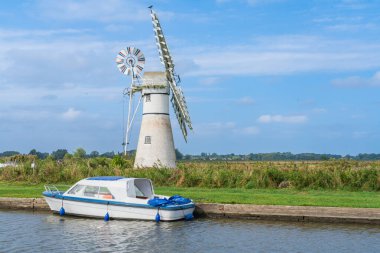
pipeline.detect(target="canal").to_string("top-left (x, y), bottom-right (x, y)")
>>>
top-left (1, 210), bottom-right (379, 252)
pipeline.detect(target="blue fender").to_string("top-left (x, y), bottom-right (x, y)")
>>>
top-left (184, 213), bottom-right (193, 220)
top-left (155, 211), bottom-right (160, 222)
top-left (104, 212), bottom-right (110, 222)
top-left (59, 207), bottom-right (65, 216)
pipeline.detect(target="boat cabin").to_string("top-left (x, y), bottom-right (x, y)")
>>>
top-left (64, 176), bottom-right (155, 202)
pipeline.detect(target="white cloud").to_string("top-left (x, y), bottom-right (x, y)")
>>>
top-left (0, 109), bottom-right (52, 121)
top-left (3, 27), bottom-right (380, 91)
top-left (199, 77), bottom-right (220, 86)
top-left (237, 96), bottom-right (255, 105)
top-left (0, 85), bottom-right (123, 106)
top-left (195, 121), bottom-right (261, 136)
top-left (216, 0), bottom-right (283, 6)
top-left (351, 114), bottom-right (365, 119)
top-left (240, 126), bottom-right (260, 135)
top-left (215, 0), bottom-right (231, 4)
top-left (182, 36), bottom-right (380, 77)
top-left (258, 114), bottom-right (308, 124)
top-left (104, 24), bottom-right (132, 33)
top-left (186, 96), bottom-right (255, 105)
top-left (0, 31), bottom-right (160, 89)
top-left (35, 0), bottom-right (150, 23)
top-left (326, 23), bottom-right (377, 32)
top-left (208, 121), bottom-right (236, 129)
top-left (0, 28), bottom-right (88, 39)
top-left (194, 121), bottom-right (236, 135)
top-left (246, 0), bottom-right (284, 6)
top-left (338, 0), bottom-right (369, 10)
top-left (62, 108), bottom-right (82, 121)
top-left (313, 108), bottom-right (327, 113)
top-left (332, 71), bottom-right (380, 87)
top-left (352, 131), bottom-right (369, 138)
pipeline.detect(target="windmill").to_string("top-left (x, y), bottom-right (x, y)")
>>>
top-left (115, 8), bottom-right (192, 168)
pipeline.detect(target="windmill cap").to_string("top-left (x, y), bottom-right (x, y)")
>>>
top-left (143, 71), bottom-right (166, 81)
top-left (142, 71), bottom-right (169, 93)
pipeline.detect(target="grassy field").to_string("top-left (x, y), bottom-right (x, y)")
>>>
top-left (1, 182), bottom-right (379, 208)
top-left (1, 157), bottom-right (379, 191)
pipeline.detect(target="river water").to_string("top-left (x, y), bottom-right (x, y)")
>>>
top-left (0, 210), bottom-right (379, 253)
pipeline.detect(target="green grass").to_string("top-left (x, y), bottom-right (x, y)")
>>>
top-left (1, 182), bottom-right (379, 208)
top-left (0, 182), bottom-right (70, 198)
top-left (156, 187), bottom-right (380, 208)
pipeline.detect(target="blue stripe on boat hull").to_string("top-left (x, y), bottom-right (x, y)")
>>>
top-left (42, 192), bottom-right (195, 210)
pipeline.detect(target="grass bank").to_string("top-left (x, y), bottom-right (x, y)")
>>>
top-left (1, 182), bottom-right (379, 208)
top-left (1, 157), bottom-right (379, 191)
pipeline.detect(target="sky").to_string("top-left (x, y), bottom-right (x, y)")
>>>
top-left (1, 0), bottom-right (380, 155)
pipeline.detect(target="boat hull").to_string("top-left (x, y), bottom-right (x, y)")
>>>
top-left (44, 196), bottom-right (195, 221)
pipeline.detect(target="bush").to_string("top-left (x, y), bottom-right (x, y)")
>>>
top-left (0, 159), bottom-right (379, 191)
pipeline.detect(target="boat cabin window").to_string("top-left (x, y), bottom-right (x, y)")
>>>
top-left (134, 179), bottom-right (153, 199)
top-left (67, 184), bottom-right (114, 199)
top-left (99, 187), bottom-right (114, 199)
top-left (84, 186), bottom-right (99, 197)
top-left (67, 184), bottom-right (85, 195)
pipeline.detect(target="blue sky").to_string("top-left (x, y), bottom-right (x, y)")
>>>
top-left (1, 0), bottom-right (380, 155)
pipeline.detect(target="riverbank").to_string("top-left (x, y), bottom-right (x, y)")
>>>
top-left (1, 197), bottom-right (379, 225)
top-left (1, 181), bottom-right (379, 224)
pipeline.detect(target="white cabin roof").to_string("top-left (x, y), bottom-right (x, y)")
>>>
top-left (74, 176), bottom-right (152, 188)
top-left (67, 176), bottom-right (154, 200)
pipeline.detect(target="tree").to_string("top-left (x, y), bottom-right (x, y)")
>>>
top-left (321, 155), bottom-right (329, 161)
top-left (0, 151), bottom-right (20, 157)
top-left (73, 148), bottom-right (86, 159)
top-left (101, 151), bottom-right (115, 158)
top-left (29, 149), bottom-right (37, 156)
top-left (175, 149), bottom-right (184, 160)
top-left (28, 149), bottom-right (49, 159)
top-left (51, 149), bottom-right (68, 160)
top-left (89, 151), bottom-right (99, 158)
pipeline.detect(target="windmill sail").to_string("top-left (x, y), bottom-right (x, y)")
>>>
top-left (150, 9), bottom-right (192, 141)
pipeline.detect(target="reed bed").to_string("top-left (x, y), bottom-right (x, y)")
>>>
top-left (1, 156), bottom-right (379, 191)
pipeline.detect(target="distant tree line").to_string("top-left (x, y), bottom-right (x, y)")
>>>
top-left (0, 149), bottom-right (120, 160)
top-left (183, 152), bottom-right (380, 161)
top-left (1, 149), bottom-right (380, 161)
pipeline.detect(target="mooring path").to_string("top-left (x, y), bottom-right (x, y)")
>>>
top-left (195, 203), bottom-right (380, 224)
top-left (1, 197), bottom-right (379, 225)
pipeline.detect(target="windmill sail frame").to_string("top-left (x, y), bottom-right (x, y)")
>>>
top-left (150, 9), bottom-right (192, 141)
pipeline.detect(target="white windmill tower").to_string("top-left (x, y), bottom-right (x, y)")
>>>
top-left (115, 8), bottom-right (192, 168)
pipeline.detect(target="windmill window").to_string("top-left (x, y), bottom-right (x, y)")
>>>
top-left (146, 94), bottom-right (151, 102)
top-left (144, 136), bottom-right (151, 144)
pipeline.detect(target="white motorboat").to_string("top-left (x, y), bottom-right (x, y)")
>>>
top-left (43, 176), bottom-right (195, 221)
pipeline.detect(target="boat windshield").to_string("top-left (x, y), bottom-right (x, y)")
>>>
top-left (68, 184), bottom-right (85, 195)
